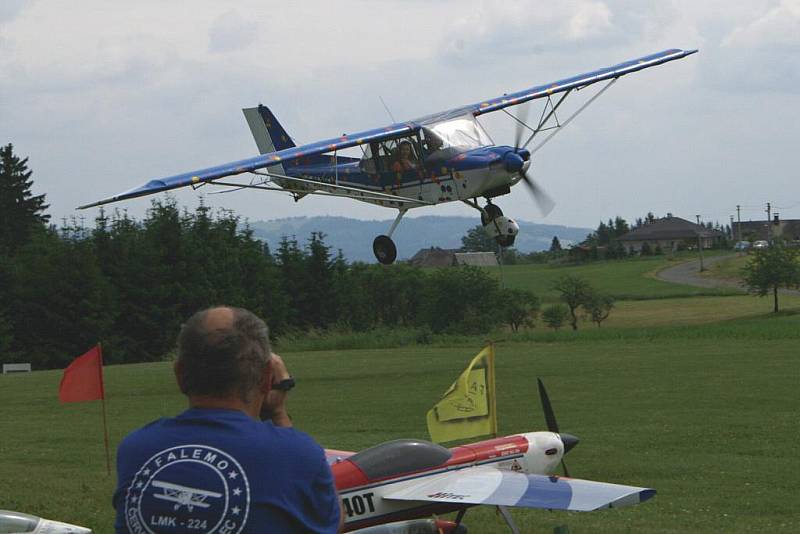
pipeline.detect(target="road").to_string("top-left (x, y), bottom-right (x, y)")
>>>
top-left (657, 253), bottom-right (800, 296)
top-left (656, 254), bottom-right (746, 291)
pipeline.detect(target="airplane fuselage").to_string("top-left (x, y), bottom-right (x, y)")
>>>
top-left (282, 145), bottom-right (525, 211)
top-left (332, 432), bottom-right (563, 532)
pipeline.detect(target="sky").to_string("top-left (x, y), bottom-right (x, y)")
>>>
top-left (2, 0), bottom-right (799, 230)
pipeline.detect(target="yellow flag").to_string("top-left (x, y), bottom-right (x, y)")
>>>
top-left (426, 345), bottom-right (497, 444)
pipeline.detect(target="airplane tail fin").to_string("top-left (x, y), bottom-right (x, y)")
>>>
top-left (242, 104), bottom-right (296, 155)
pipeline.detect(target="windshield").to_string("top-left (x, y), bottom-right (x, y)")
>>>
top-left (424, 115), bottom-right (493, 150)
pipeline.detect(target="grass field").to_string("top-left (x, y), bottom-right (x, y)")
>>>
top-left (4, 254), bottom-right (798, 532)
top-left (701, 254), bottom-right (750, 282)
top-left (2, 311), bottom-right (799, 532)
top-left (486, 253), bottom-right (740, 301)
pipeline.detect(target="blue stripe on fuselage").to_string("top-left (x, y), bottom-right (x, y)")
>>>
top-left (282, 146), bottom-right (510, 189)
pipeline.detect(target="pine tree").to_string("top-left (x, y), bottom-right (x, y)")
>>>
top-left (550, 236), bottom-right (562, 252)
top-left (0, 144), bottom-right (50, 253)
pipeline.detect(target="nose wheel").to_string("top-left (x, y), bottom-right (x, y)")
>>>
top-left (480, 203), bottom-right (504, 225)
top-left (479, 202), bottom-right (518, 247)
top-left (373, 235), bottom-right (397, 265)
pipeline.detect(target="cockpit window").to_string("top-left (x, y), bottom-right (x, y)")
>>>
top-left (359, 135), bottom-right (422, 174)
top-left (424, 115), bottom-right (494, 150)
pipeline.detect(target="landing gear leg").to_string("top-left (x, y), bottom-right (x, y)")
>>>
top-left (373, 209), bottom-right (406, 265)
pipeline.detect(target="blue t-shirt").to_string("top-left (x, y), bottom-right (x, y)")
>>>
top-left (113, 408), bottom-right (340, 533)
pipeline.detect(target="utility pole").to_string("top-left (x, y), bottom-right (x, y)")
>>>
top-left (695, 214), bottom-right (705, 272)
top-left (736, 204), bottom-right (742, 241)
top-left (766, 202), bottom-right (772, 244)
top-left (730, 215), bottom-right (735, 242)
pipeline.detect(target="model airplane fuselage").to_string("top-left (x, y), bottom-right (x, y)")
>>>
top-left (331, 431), bottom-right (651, 533)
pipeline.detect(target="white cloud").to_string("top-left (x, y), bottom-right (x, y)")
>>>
top-left (208, 10), bottom-right (258, 54)
top-left (1, 0), bottom-right (799, 230)
top-left (722, 0), bottom-right (800, 48)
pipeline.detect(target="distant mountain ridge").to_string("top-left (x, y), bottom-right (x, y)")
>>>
top-left (249, 216), bottom-right (591, 263)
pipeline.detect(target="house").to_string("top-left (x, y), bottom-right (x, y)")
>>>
top-left (733, 216), bottom-right (800, 242)
top-left (409, 248), bottom-right (499, 267)
top-left (616, 215), bottom-right (725, 254)
top-left (454, 252), bottom-right (499, 266)
top-left (409, 247), bottom-right (458, 267)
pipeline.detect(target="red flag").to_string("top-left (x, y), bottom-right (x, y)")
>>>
top-left (59, 345), bottom-right (105, 403)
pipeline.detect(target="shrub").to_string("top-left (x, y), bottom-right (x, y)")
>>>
top-left (542, 305), bottom-right (569, 331)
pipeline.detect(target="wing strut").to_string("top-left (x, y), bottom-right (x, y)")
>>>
top-left (249, 170), bottom-right (431, 207)
top-left (520, 90), bottom-right (572, 149)
top-left (496, 505), bottom-right (521, 534)
top-left (528, 78), bottom-right (618, 155)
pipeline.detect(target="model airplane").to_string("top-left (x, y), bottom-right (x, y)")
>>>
top-left (0, 510), bottom-right (91, 533)
top-left (337, 380), bottom-right (654, 533)
top-left (80, 49), bottom-right (696, 263)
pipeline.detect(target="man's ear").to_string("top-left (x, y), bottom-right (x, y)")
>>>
top-left (174, 359), bottom-right (185, 392)
top-left (261, 360), bottom-right (273, 395)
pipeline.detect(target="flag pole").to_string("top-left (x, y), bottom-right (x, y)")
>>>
top-left (98, 343), bottom-right (111, 476)
top-left (488, 342), bottom-right (497, 438)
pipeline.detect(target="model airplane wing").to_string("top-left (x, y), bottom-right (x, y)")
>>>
top-left (382, 465), bottom-right (655, 512)
top-left (79, 49), bottom-right (695, 209)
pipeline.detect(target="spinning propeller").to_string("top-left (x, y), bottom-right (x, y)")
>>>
top-left (537, 378), bottom-right (579, 477)
top-left (505, 104), bottom-right (556, 217)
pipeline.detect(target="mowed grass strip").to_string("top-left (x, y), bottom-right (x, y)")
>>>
top-left (485, 253), bottom-right (739, 301)
top-left (604, 294), bottom-right (800, 328)
top-left (1, 317), bottom-right (798, 532)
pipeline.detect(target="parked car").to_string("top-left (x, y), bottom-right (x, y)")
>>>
top-left (753, 240), bottom-right (769, 250)
top-left (734, 241), bottom-right (751, 251)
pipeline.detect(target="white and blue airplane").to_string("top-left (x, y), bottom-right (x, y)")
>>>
top-left (81, 49), bottom-right (696, 264)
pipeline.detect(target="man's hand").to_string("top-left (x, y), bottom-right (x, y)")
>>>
top-left (260, 353), bottom-right (293, 427)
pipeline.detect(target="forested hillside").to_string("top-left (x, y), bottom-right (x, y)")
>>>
top-left (249, 216), bottom-right (590, 262)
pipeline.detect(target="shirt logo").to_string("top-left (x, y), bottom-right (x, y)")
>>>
top-left (124, 445), bottom-right (250, 534)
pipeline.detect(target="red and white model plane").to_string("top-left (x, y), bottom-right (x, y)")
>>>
top-left (333, 380), bottom-right (654, 533)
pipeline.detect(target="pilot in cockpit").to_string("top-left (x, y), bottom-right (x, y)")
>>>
top-left (423, 132), bottom-right (444, 156)
top-left (391, 140), bottom-right (417, 172)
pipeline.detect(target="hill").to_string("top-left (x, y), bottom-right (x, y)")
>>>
top-left (248, 215), bottom-right (590, 262)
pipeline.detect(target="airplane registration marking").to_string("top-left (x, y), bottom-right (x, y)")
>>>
top-left (342, 491), bottom-right (376, 518)
top-left (426, 492), bottom-right (468, 500)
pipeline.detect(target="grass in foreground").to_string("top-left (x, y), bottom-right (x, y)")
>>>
top-left (1, 313), bottom-right (799, 532)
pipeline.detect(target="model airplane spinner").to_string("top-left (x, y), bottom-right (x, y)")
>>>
top-left (80, 49), bottom-right (696, 264)
top-left (332, 380), bottom-right (653, 533)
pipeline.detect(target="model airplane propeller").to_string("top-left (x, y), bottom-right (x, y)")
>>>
top-left (79, 49), bottom-right (696, 264)
top-left (333, 379), bottom-right (652, 533)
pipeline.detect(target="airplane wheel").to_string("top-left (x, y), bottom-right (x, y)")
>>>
top-left (497, 235), bottom-right (516, 247)
top-left (373, 235), bottom-right (397, 265)
top-left (481, 204), bottom-right (503, 225)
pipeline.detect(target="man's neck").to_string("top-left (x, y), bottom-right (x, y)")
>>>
top-left (188, 395), bottom-right (260, 419)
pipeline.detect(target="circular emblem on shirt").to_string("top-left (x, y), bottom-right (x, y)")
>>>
top-left (124, 444), bottom-right (250, 534)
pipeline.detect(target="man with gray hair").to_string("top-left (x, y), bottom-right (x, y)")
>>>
top-left (113, 306), bottom-right (341, 533)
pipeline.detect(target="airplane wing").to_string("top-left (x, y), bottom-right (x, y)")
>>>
top-left (78, 122), bottom-right (418, 209)
top-left (79, 48), bottom-right (695, 209)
top-left (382, 466), bottom-right (655, 512)
top-left (414, 48), bottom-right (697, 124)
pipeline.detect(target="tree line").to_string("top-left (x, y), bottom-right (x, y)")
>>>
top-left (2, 144), bottom-right (548, 368)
